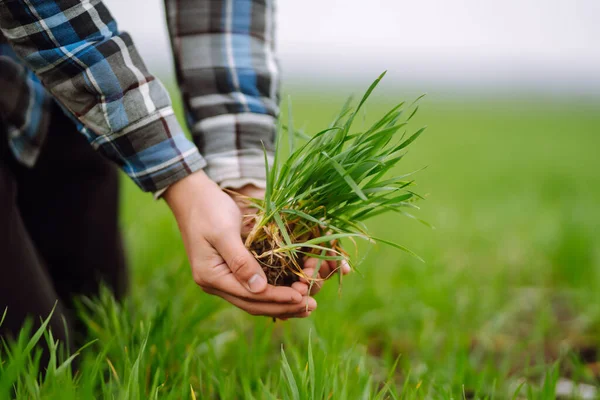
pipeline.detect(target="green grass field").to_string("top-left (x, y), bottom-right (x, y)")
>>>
top-left (2, 89), bottom-right (600, 399)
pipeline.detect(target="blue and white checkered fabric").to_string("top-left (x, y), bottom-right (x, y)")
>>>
top-left (0, 0), bottom-right (279, 192)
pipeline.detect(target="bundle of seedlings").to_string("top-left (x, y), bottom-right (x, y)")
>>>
top-left (241, 72), bottom-right (427, 288)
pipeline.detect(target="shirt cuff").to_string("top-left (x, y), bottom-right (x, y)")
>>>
top-left (153, 112), bottom-right (275, 199)
top-left (191, 113), bottom-right (275, 188)
top-left (153, 186), bottom-right (170, 200)
top-left (88, 111), bottom-right (207, 193)
top-left (123, 133), bottom-right (206, 193)
top-left (219, 177), bottom-right (267, 190)
top-left (203, 150), bottom-right (272, 189)
top-left (154, 167), bottom-right (268, 201)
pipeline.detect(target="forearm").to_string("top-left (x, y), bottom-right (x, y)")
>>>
top-left (165, 0), bottom-right (280, 188)
top-left (0, 0), bottom-right (204, 192)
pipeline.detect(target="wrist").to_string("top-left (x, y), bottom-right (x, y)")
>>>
top-left (164, 169), bottom-right (216, 216)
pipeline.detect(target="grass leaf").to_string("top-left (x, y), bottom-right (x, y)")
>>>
top-left (273, 210), bottom-right (293, 247)
top-left (287, 95), bottom-right (294, 154)
top-left (322, 151), bottom-right (368, 201)
top-left (280, 346), bottom-right (300, 400)
top-left (394, 126), bottom-right (427, 152)
top-left (371, 236), bottom-right (424, 263)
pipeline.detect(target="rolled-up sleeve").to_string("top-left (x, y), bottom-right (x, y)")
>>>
top-left (0, 0), bottom-right (206, 192)
top-left (165, 0), bottom-right (280, 188)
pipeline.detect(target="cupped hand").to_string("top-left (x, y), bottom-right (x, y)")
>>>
top-left (164, 171), bottom-right (316, 319)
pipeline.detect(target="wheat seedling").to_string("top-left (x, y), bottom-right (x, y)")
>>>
top-left (238, 72), bottom-right (427, 287)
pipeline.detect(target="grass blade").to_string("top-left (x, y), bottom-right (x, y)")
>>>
top-left (287, 95), bottom-right (294, 154)
top-left (280, 346), bottom-right (300, 400)
top-left (394, 126), bottom-right (427, 152)
top-left (371, 236), bottom-right (424, 263)
top-left (322, 152), bottom-right (368, 200)
top-left (273, 210), bottom-right (293, 247)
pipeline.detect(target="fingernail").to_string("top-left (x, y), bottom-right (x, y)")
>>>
top-left (291, 283), bottom-right (309, 297)
top-left (342, 261), bottom-right (351, 274)
top-left (247, 274), bottom-right (266, 293)
top-left (307, 298), bottom-right (317, 310)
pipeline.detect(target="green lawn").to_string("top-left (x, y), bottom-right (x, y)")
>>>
top-left (2, 90), bottom-right (600, 399)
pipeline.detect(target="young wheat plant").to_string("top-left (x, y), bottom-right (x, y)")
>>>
top-left (240, 72), bottom-right (427, 287)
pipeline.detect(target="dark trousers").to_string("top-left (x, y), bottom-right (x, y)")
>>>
top-left (0, 104), bottom-right (128, 354)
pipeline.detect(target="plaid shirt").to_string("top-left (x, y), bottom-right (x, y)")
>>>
top-left (0, 0), bottom-right (279, 193)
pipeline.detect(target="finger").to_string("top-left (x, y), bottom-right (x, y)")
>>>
top-left (303, 257), bottom-right (318, 270)
top-left (209, 272), bottom-right (302, 303)
top-left (340, 259), bottom-right (351, 275)
top-left (322, 251), bottom-right (347, 279)
top-left (207, 289), bottom-right (318, 317)
top-left (309, 258), bottom-right (350, 279)
top-left (304, 258), bottom-right (333, 280)
top-left (291, 281), bottom-right (309, 296)
top-left (322, 260), bottom-right (336, 279)
top-left (299, 268), bottom-right (323, 295)
top-left (212, 233), bottom-right (268, 294)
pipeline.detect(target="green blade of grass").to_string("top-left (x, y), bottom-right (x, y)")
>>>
top-left (303, 233), bottom-right (368, 246)
top-left (287, 95), bottom-right (294, 154)
top-left (344, 71), bottom-right (387, 133)
top-left (308, 330), bottom-right (315, 400)
top-left (280, 209), bottom-right (343, 233)
top-left (273, 210), bottom-right (293, 248)
top-left (262, 142), bottom-right (273, 214)
top-left (280, 346), bottom-right (300, 400)
top-left (371, 236), bottom-right (424, 263)
top-left (407, 105), bottom-right (420, 121)
top-left (322, 152), bottom-right (368, 201)
top-left (368, 101), bottom-right (405, 132)
top-left (393, 126), bottom-right (427, 152)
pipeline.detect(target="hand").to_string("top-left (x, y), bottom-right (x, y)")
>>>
top-left (230, 185), bottom-right (351, 297)
top-left (297, 256), bottom-right (351, 296)
top-left (164, 171), bottom-right (316, 319)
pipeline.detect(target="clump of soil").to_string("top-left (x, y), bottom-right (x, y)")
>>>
top-left (244, 218), bottom-right (333, 287)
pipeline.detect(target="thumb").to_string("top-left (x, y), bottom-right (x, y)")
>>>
top-left (214, 233), bottom-right (268, 293)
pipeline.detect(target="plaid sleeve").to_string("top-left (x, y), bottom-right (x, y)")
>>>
top-left (0, 0), bottom-right (206, 192)
top-left (165, 0), bottom-right (280, 188)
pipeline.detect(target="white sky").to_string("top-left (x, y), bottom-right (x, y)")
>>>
top-left (104, 0), bottom-right (600, 96)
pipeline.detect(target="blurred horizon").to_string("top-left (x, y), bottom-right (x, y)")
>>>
top-left (105, 0), bottom-right (600, 100)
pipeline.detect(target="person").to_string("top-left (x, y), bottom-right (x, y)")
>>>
top-left (0, 0), bottom-right (349, 354)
